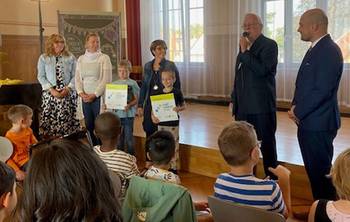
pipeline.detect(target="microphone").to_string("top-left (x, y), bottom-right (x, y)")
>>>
top-left (242, 32), bottom-right (249, 37)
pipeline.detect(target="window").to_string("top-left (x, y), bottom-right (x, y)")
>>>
top-left (263, 0), bottom-right (350, 64)
top-left (157, 0), bottom-right (204, 63)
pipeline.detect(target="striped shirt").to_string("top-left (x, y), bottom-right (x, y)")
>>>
top-left (94, 146), bottom-right (139, 194)
top-left (214, 173), bottom-right (285, 214)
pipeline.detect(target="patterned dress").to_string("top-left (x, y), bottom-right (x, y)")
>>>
top-left (40, 56), bottom-right (80, 137)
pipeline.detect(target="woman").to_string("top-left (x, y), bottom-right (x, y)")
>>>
top-left (19, 139), bottom-right (122, 222)
top-left (37, 34), bottom-right (80, 138)
top-left (308, 148), bottom-right (350, 222)
top-left (75, 33), bottom-right (112, 145)
top-left (137, 40), bottom-right (181, 138)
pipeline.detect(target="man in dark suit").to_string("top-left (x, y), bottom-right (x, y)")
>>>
top-left (231, 13), bottom-right (278, 178)
top-left (289, 8), bottom-right (343, 200)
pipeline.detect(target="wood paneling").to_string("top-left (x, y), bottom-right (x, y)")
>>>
top-left (1, 35), bottom-right (41, 82)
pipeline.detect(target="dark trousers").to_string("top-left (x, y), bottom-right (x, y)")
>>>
top-left (236, 112), bottom-right (278, 178)
top-left (297, 129), bottom-right (337, 200)
top-left (82, 97), bottom-right (101, 146)
top-left (118, 117), bottom-right (135, 155)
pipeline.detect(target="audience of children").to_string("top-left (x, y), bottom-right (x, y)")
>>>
top-left (5, 104), bottom-right (38, 181)
top-left (214, 121), bottom-right (292, 218)
top-left (106, 59), bottom-right (140, 155)
top-left (308, 148), bottom-right (350, 222)
top-left (151, 69), bottom-right (185, 172)
top-left (18, 139), bottom-right (122, 222)
top-left (0, 161), bottom-right (17, 222)
top-left (93, 112), bottom-right (139, 195)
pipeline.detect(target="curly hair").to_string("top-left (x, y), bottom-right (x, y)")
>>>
top-left (44, 34), bottom-right (71, 57)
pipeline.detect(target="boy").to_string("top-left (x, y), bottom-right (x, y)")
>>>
top-left (106, 59), bottom-right (139, 155)
top-left (93, 112), bottom-right (139, 195)
top-left (0, 161), bottom-right (17, 222)
top-left (144, 130), bottom-right (180, 184)
top-left (215, 121), bottom-right (291, 218)
top-left (5, 104), bottom-right (38, 181)
top-left (151, 69), bottom-right (185, 172)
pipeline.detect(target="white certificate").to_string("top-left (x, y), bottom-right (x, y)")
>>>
top-left (150, 93), bottom-right (178, 122)
top-left (105, 84), bottom-right (127, 110)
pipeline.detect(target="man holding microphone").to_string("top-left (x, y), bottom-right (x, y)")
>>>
top-left (231, 13), bottom-right (279, 179)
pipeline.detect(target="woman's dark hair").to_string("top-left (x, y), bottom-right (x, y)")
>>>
top-left (0, 161), bottom-right (15, 199)
top-left (149, 39), bottom-right (168, 56)
top-left (146, 130), bottom-right (175, 165)
top-left (19, 139), bottom-right (122, 222)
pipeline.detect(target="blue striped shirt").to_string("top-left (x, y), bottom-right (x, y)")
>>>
top-left (214, 173), bottom-right (285, 214)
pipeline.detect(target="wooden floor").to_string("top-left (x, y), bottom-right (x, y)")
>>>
top-left (134, 102), bottom-right (350, 166)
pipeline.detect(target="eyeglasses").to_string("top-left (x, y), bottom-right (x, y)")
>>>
top-left (256, 140), bottom-right (262, 149)
top-left (241, 23), bottom-right (259, 29)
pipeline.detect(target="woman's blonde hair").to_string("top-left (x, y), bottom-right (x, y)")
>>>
top-left (331, 148), bottom-right (350, 200)
top-left (45, 34), bottom-right (70, 57)
top-left (85, 33), bottom-right (100, 48)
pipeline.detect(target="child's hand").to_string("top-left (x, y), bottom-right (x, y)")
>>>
top-left (194, 201), bottom-right (209, 212)
top-left (102, 104), bottom-right (107, 111)
top-left (268, 165), bottom-right (291, 180)
top-left (124, 104), bottom-right (130, 112)
top-left (151, 112), bottom-right (160, 124)
top-left (16, 170), bottom-right (26, 181)
top-left (173, 107), bottom-right (180, 113)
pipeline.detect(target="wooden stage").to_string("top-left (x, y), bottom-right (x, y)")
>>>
top-left (134, 102), bottom-right (350, 166)
top-left (133, 102), bottom-right (350, 201)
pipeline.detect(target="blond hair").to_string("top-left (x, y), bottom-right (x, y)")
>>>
top-left (85, 33), bottom-right (100, 47)
top-left (218, 121), bottom-right (257, 166)
top-left (331, 148), bottom-right (350, 200)
top-left (7, 104), bottom-right (33, 123)
top-left (118, 59), bottom-right (132, 72)
top-left (44, 34), bottom-right (70, 57)
top-left (161, 69), bottom-right (176, 79)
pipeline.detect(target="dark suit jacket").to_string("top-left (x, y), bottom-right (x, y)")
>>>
top-left (231, 34), bottom-right (278, 116)
top-left (292, 34), bottom-right (343, 131)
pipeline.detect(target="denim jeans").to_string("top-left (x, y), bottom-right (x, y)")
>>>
top-left (82, 97), bottom-right (101, 146)
top-left (118, 117), bottom-right (135, 155)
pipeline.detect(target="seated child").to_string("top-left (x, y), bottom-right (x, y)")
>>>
top-left (308, 148), bottom-right (350, 222)
top-left (93, 112), bottom-right (139, 195)
top-left (215, 121), bottom-right (291, 218)
top-left (144, 130), bottom-right (209, 213)
top-left (5, 104), bottom-right (38, 181)
top-left (107, 59), bottom-right (140, 155)
top-left (144, 130), bottom-right (180, 184)
top-left (0, 161), bottom-right (17, 222)
top-left (151, 69), bottom-right (185, 172)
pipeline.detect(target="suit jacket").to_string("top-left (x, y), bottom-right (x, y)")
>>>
top-left (292, 34), bottom-right (343, 131)
top-left (231, 34), bottom-right (278, 116)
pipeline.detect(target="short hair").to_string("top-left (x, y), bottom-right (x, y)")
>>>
top-left (7, 104), bottom-right (33, 123)
top-left (146, 130), bottom-right (175, 165)
top-left (305, 8), bottom-right (328, 28)
top-left (44, 34), bottom-right (71, 57)
top-left (0, 161), bottom-right (16, 203)
top-left (218, 121), bottom-right (258, 166)
top-left (94, 112), bottom-right (121, 140)
top-left (118, 59), bottom-right (132, 72)
top-left (161, 69), bottom-right (176, 79)
top-left (150, 39), bottom-right (168, 56)
top-left (19, 139), bottom-right (122, 221)
top-left (331, 148), bottom-right (350, 200)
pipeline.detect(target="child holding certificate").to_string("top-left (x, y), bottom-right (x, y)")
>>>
top-left (151, 69), bottom-right (185, 173)
top-left (105, 60), bottom-right (139, 155)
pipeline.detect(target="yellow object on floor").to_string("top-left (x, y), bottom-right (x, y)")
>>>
top-left (0, 78), bottom-right (23, 85)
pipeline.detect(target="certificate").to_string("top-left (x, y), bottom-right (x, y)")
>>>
top-left (150, 93), bottom-right (178, 122)
top-left (105, 84), bottom-right (127, 110)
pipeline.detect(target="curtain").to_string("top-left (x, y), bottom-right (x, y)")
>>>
top-left (140, 0), bottom-right (350, 107)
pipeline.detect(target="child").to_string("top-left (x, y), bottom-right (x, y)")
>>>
top-left (144, 130), bottom-right (210, 213)
top-left (0, 161), bottom-right (17, 222)
top-left (151, 69), bottom-right (185, 172)
top-left (144, 130), bottom-right (180, 184)
top-left (107, 59), bottom-right (139, 155)
top-left (215, 121), bottom-right (291, 218)
top-left (5, 104), bottom-right (38, 181)
top-left (308, 148), bottom-right (350, 222)
top-left (93, 112), bottom-right (139, 195)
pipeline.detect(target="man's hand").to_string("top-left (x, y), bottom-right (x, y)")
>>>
top-left (288, 105), bottom-right (299, 125)
top-left (239, 36), bottom-right (251, 53)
